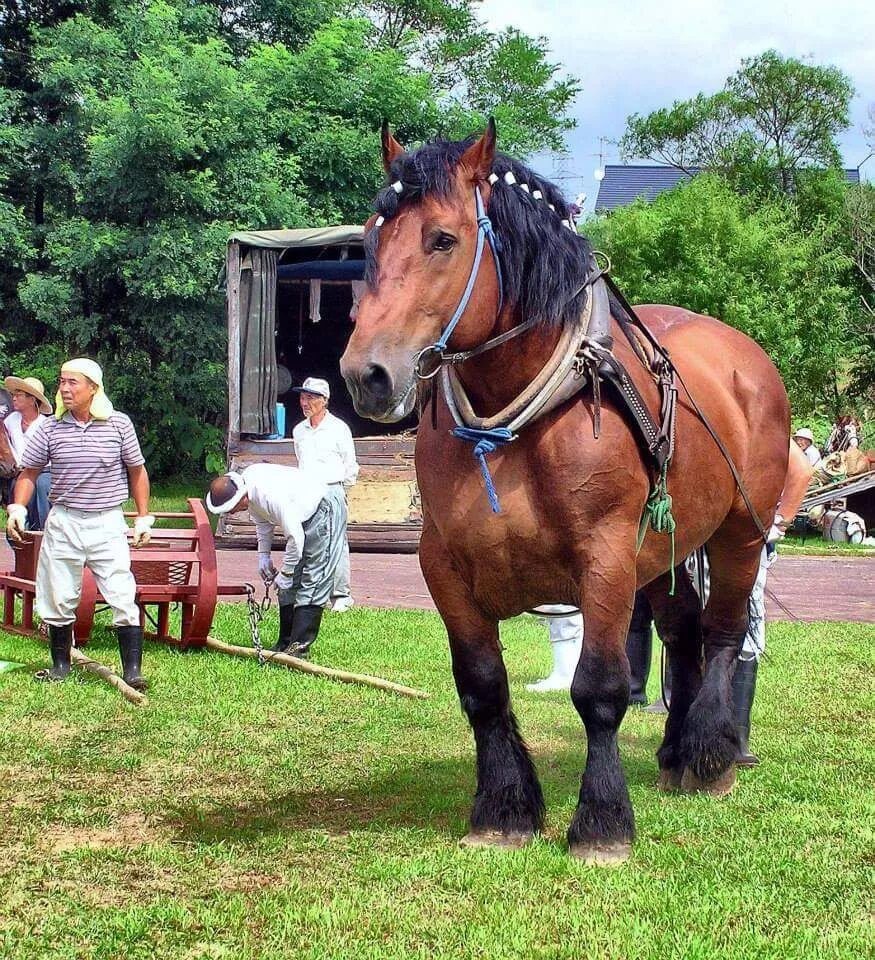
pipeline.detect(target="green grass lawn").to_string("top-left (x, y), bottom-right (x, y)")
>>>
top-left (0, 609), bottom-right (872, 959)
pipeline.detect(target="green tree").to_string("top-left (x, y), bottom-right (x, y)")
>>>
top-left (2, 0), bottom-right (578, 476)
top-left (621, 51), bottom-right (854, 193)
top-left (585, 175), bottom-right (865, 416)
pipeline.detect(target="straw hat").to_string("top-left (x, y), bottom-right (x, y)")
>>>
top-left (3, 376), bottom-right (52, 415)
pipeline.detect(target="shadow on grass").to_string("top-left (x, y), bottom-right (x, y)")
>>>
top-left (163, 735), bottom-right (662, 847)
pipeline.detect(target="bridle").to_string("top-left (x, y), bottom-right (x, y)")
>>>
top-left (412, 185), bottom-right (540, 380)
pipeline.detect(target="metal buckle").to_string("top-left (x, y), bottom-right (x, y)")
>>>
top-left (592, 250), bottom-right (612, 274)
top-left (413, 344), bottom-right (445, 380)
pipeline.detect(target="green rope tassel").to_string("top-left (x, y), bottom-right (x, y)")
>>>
top-left (637, 467), bottom-right (677, 594)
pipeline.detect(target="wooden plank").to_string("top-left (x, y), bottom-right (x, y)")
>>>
top-left (227, 240), bottom-right (242, 444)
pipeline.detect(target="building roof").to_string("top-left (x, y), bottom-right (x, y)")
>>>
top-left (594, 165), bottom-right (862, 212)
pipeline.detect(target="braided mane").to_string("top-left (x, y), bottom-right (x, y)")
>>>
top-left (364, 138), bottom-right (596, 330)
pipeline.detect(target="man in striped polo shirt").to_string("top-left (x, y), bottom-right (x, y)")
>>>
top-left (5, 358), bottom-right (155, 689)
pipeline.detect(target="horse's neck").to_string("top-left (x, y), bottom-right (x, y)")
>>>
top-left (453, 312), bottom-right (564, 418)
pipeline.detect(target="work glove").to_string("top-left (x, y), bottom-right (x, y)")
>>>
top-left (258, 552), bottom-right (277, 585)
top-left (766, 513), bottom-right (787, 545)
top-left (274, 569), bottom-right (295, 592)
top-left (5, 503), bottom-right (27, 543)
top-left (132, 514), bottom-right (156, 547)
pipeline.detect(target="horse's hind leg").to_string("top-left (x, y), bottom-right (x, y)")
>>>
top-left (567, 551), bottom-right (637, 864)
top-left (679, 529), bottom-right (763, 794)
top-left (420, 526), bottom-right (544, 847)
top-left (643, 565), bottom-right (704, 791)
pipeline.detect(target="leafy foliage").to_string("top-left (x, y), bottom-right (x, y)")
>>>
top-left (621, 51), bottom-right (854, 194)
top-left (612, 51), bottom-right (871, 419)
top-left (585, 175), bottom-right (868, 416)
top-left (1, 0), bottom-right (577, 476)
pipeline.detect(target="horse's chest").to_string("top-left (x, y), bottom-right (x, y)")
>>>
top-left (417, 442), bottom-right (573, 606)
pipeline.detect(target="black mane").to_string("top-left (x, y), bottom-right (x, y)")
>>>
top-left (364, 137), bottom-right (596, 330)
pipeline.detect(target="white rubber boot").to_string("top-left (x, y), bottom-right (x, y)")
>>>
top-left (526, 614), bottom-right (583, 692)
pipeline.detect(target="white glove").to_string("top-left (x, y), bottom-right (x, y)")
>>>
top-left (258, 552), bottom-right (277, 585)
top-left (132, 514), bottom-right (156, 547)
top-left (766, 513), bottom-right (787, 545)
top-left (5, 503), bottom-right (27, 543)
top-left (274, 570), bottom-right (295, 592)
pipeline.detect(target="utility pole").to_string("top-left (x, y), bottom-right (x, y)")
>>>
top-left (549, 150), bottom-right (587, 205)
top-left (593, 136), bottom-right (610, 182)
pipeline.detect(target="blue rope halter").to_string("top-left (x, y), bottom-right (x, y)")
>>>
top-left (406, 185), bottom-right (512, 513)
top-left (451, 425), bottom-right (515, 514)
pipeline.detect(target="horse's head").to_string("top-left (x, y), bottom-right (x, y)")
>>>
top-left (341, 122), bottom-right (502, 421)
top-left (341, 121), bottom-right (594, 422)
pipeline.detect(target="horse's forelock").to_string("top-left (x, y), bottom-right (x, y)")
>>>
top-left (366, 139), bottom-right (596, 328)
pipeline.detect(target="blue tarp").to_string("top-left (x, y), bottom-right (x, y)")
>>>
top-left (277, 260), bottom-right (365, 281)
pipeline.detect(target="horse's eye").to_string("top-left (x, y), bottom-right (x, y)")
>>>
top-left (432, 233), bottom-right (456, 252)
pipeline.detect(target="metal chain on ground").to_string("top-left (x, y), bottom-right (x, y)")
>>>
top-left (244, 582), bottom-right (272, 665)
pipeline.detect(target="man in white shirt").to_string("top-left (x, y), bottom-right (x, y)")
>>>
top-left (292, 377), bottom-right (359, 612)
top-left (205, 463), bottom-right (344, 658)
top-left (3, 375), bottom-right (53, 529)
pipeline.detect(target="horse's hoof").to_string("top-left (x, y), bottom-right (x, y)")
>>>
top-left (569, 841), bottom-right (632, 866)
top-left (459, 829), bottom-right (533, 850)
top-left (657, 768), bottom-right (683, 792)
top-left (680, 764), bottom-right (736, 796)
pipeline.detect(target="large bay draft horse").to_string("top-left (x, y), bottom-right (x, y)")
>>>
top-left (0, 416), bottom-right (17, 505)
top-left (341, 121), bottom-right (790, 862)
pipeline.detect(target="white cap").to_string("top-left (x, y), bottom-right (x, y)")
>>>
top-left (793, 427), bottom-right (814, 442)
top-left (293, 377), bottom-right (330, 399)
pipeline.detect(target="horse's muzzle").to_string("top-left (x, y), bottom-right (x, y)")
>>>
top-left (341, 360), bottom-right (415, 423)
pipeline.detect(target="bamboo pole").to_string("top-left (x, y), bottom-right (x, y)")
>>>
top-left (70, 647), bottom-right (149, 706)
top-left (204, 636), bottom-right (429, 700)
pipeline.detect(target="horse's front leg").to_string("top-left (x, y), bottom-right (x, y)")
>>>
top-left (420, 525), bottom-right (544, 847)
top-left (568, 550), bottom-right (637, 864)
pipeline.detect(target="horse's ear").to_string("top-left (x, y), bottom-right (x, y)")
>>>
top-left (460, 117), bottom-right (497, 182)
top-left (381, 120), bottom-right (406, 173)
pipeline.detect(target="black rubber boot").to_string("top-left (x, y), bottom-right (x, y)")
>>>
top-left (273, 603), bottom-right (296, 652)
top-left (34, 624), bottom-right (73, 681)
top-left (117, 625), bottom-right (148, 692)
top-left (285, 605), bottom-right (324, 659)
top-left (733, 656), bottom-right (759, 766)
top-left (626, 593), bottom-right (653, 706)
top-left (645, 659), bottom-right (672, 714)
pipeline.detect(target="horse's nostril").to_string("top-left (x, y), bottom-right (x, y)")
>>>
top-left (362, 363), bottom-right (393, 401)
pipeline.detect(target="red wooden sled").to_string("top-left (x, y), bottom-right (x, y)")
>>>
top-left (1, 498), bottom-right (246, 648)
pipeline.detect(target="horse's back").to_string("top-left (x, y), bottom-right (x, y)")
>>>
top-left (633, 304), bottom-right (787, 424)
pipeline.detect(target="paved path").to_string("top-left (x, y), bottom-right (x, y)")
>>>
top-left (1, 542), bottom-right (872, 622)
top-left (224, 551), bottom-right (872, 622)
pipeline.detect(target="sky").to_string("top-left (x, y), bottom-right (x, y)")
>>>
top-left (477, 0), bottom-right (875, 206)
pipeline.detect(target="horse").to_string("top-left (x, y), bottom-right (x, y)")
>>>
top-left (341, 121), bottom-right (790, 863)
top-left (0, 415), bottom-right (17, 505)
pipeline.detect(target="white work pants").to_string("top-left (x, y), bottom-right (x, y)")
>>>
top-left (325, 483), bottom-right (352, 599)
top-left (36, 504), bottom-right (140, 628)
top-left (686, 546), bottom-right (773, 662)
